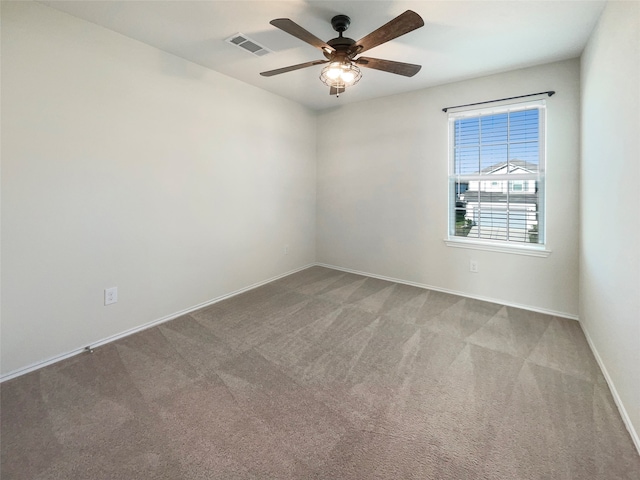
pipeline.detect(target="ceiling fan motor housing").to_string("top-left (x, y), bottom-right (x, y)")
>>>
top-left (325, 15), bottom-right (358, 61)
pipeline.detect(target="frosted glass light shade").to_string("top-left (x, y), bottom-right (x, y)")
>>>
top-left (320, 62), bottom-right (362, 88)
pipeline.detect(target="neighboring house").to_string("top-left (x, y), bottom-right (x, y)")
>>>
top-left (459, 160), bottom-right (539, 242)
top-left (467, 160), bottom-right (538, 193)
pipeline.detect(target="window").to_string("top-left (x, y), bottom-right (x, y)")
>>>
top-left (510, 181), bottom-right (524, 192)
top-left (447, 101), bottom-right (546, 253)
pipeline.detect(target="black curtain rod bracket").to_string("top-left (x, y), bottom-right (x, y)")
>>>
top-left (442, 90), bottom-right (555, 113)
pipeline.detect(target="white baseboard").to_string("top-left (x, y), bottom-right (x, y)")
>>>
top-left (0, 263), bottom-right (314, 383)
top-left (580, 323), bottom-right (640, 455)
top-left (315, 263), bottom-right (579, 321)
top-left (1, 261), bottom-right (578, 382)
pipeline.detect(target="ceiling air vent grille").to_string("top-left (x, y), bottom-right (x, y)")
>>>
top-left (225, 33), bottom-right (271, 57)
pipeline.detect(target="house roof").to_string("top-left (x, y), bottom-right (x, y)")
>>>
top-left (481, 160), bottom-right (537, 174)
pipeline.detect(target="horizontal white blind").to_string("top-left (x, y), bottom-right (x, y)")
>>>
top-left (449, 102), bottom-right (545, 245)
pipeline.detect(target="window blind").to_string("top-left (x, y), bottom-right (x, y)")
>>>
top-left (449, 101), bottom-right (545, 245)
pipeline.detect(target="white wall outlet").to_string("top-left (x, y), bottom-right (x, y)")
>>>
top-left (284, 244), bottom-right (289, 255)
top-left (104, 287), bottom-right (118, 305)
top-left (470, 260), bottom-right (479, 273)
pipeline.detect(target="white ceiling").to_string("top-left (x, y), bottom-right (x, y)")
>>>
top-left (39, 0), bottom-right (606, 110)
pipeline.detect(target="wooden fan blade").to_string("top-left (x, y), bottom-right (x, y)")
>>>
top-left (260, 59), bottom-right (328, 77)
top-left (355, 57), bottom-right (422, 77)
top-left (353, 10), bottom-right (424, 55)
top-left (270, 18), bottom-right (335, 53)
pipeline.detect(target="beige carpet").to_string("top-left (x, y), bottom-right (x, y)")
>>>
top-left (2, 266), bottom-right (639, 479)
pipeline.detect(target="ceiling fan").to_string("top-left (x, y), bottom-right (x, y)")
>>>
top-left (260, 10), bottom-right (424, 96)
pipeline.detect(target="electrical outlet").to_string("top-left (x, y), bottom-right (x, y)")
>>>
top-left (104, 287), bottom-right (118, 305)
top-left (470, 260), bottom-right (479, 273)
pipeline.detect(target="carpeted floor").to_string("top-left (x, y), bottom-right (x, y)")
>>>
top-left (2, 266), bottom-right (639, 479)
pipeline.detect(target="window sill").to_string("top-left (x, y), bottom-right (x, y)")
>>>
top-left (444, 238), bottom-right (551, 257)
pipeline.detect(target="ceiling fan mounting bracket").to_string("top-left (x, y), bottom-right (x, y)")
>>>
top-left (330, 15), bottom-right (351, 34)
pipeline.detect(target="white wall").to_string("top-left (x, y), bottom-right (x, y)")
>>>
top-left (580, 1), bottom-right (640, 447)
top-left (1, 2), bottom-right (317, 376)
top-left (317, 59), bottom-right (580, 317)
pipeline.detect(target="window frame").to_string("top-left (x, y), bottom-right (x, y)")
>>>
top-left (445, 100), bottom-right (551, 257)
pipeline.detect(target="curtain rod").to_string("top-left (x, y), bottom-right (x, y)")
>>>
top-left (442, 91), bottom-right (555, 113)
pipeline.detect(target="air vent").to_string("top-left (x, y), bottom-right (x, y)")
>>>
top-left (225, 33), bottom-right (271, 57)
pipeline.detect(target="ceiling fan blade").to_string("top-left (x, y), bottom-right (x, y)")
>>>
top-left (260, 59), bottom-right (328, 77)
top-left (270, 18), bottom-right (335, 53)
top-left (355, 57), bottom-right (422, 77)
top-left (353, 10), bottom-right (424, 55)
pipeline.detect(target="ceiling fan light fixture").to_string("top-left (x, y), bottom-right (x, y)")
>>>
top-left (320, 62), bottom-right (362, 88)
top-left (261, 10), bottom-right (424, 95)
